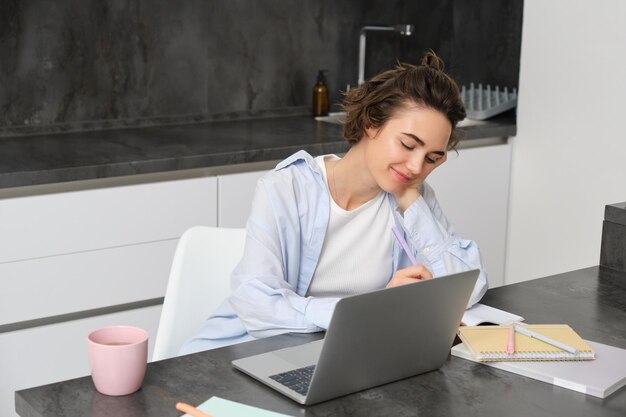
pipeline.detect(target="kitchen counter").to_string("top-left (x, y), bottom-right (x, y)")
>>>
top-left (0, 111), bottom-right (516, 190)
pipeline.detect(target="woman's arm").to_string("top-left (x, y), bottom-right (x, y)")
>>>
top-left (228, 169), bottom-right (340, 338)
top-left (399, 182), bottom-right (489, 307)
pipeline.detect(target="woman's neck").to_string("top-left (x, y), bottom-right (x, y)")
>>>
top-left (328, 143), bottom-right (380, 211)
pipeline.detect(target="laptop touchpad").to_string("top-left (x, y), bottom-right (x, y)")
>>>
top-left (272, 339), bottom-right (324, 367)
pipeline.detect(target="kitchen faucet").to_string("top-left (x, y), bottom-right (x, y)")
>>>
top-left (358, 24), bottom-right (414, 86)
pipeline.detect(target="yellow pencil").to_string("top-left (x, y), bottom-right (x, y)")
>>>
top-left (176, 402), bottom-right (214, 417)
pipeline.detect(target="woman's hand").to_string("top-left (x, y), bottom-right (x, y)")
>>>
top-left (392, 187), bottom-right (420, 213)
top-left (386, 264), bottom-right (433, 288)
top-left (392, 153), bottom-right (447, 212)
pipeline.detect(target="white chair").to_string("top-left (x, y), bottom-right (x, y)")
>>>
top-left (152, 226), bottom-right (246, 361)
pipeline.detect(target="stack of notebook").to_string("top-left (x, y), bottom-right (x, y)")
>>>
top-left (451, 324), bottom-right (626, 398)
top-left (457, 324), bottom-right (594, 361)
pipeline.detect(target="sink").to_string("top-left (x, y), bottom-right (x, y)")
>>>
top-left (314, 112), bottom-right (346, 125)
top-left (457, 118), bottom-right (488, 127)
top-left (316, 112), bottom-right (487, 127)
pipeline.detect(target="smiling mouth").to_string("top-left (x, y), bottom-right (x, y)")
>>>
top-left (391, 167), bottom-right (412, 183)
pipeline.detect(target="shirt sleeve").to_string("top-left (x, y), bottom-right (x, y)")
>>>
top-left (227, 172), bottom-right (339, 338)
top-left (400, 183), bottom-right (489, 307)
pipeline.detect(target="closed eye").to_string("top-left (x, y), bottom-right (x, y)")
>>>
top-left (401, 141), bottom-right (414, 150)
top-left (402, 146), bottom-right (440, 164)
top-left (400, 133), bottom-right (445, 164)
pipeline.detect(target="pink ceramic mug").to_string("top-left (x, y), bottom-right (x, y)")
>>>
top-left (87, 325), bottom-right (148, 396)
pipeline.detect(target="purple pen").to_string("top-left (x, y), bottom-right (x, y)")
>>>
top-left (391, 226), bottom-right (418, 265)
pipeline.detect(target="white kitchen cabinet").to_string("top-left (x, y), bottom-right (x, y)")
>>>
top-left (217, 170), bottom-right (267, 228)
top-left (0, 176), bottom-right (217, 323)
top-left (0, 240), bottom-right (177, 326)
top-left (0, 176), bottom-right (218, 263)
top-left (426, 143), bottom-right (512, 287)
top-left (0, 175), bottom-right (217, 417)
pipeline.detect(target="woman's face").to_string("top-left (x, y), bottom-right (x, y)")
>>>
top-left (363, 104), bottom-right (452, 195)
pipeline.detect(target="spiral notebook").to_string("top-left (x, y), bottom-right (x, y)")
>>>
top-left (457, 324), bottom-right (595, 362)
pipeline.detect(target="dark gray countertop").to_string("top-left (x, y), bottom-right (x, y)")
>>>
top-left (0, 112), bottom-right (516, 189)
top-left (15, 266), bottom-right (626, 417)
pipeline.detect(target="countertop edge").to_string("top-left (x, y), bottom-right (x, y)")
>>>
top-left (0, 115), bottom-right (515, 190)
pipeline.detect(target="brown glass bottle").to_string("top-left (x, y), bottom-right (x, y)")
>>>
top-left (312, 70), bottom-right (329, 116)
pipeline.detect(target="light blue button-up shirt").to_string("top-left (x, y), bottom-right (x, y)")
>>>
top-left (180, 150), bottom-right (488, 354)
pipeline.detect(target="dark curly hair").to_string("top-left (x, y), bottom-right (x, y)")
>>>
top-left (341, 50), bottom-right (466, 151)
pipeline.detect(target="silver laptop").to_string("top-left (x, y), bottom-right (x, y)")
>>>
top-left (232, 269), bottom-right (479, 405)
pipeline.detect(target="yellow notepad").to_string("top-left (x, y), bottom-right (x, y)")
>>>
top-left (458, 324), bottom-right (595, 362)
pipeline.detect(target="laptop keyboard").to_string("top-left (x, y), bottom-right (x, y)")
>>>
top-left (269, 365), bottom-right (316, 396)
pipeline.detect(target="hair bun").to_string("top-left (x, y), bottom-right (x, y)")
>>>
top-left (420, 50), bottom-right (445, 71)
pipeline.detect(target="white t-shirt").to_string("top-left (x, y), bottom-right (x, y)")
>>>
top-left (307, 155), bottom-right (395, 297)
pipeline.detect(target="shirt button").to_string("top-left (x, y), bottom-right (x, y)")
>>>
top-left (423, 247), bottom-right (430, 253)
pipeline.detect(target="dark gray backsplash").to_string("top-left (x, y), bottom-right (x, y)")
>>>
top-left (363, 0), bottom-right (523, 90)
top-left (0, 0), bottom-right (523, 134)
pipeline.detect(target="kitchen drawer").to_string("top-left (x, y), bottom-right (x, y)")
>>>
top-left (1, 305), bottom-right (161, 417)
top-left (0, 176), bottom-right (217, 263)
top-left (0, 239), bottom-right (176, 326)
top-left (217, 170), bottom-right (267, 228)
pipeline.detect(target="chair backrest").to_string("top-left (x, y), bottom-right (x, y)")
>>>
top-left (152, 226), bottom-right (246, 361)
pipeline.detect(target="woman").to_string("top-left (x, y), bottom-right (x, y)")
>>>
top-left (180, 51), bottom-right (488, 354)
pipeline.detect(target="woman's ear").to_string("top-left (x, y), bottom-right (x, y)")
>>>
top-left (364, 125), bottom-right (379, 139)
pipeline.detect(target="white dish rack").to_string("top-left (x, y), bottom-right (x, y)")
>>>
top-left (461, 83), bottom-right (517, 120)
